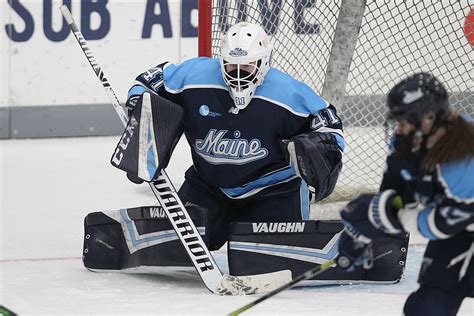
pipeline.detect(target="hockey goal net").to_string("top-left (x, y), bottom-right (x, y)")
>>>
top-left (198, 0), bottom-right (474, 202)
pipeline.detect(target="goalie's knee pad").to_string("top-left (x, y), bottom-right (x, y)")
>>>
top-left (83, 204), bottom-right (208, 271)
top-left (228, 220), bottom-right (408, 283)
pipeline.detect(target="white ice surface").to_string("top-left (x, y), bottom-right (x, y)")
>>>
top-left (0, 136), bottom-right (472, 315)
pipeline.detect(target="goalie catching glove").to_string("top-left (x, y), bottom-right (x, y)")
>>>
top-left (282, 132), bottom-right (342, 201)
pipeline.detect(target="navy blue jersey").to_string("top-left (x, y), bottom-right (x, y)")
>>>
top-left (380, 141), bottom-right (422, 204)
top-left (413, 157), bottom-right (474, 239)
top-left (381, 126), bottom-right (474, 240)
top-left (377, 124), bottom-right (474, 297)
top-left (127, 57), bottom-right (344, 198)
top-left (409, 156), bottom-right (474, 297)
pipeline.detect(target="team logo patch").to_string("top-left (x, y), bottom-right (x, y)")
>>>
top-left (229, 47), bottom-right (248, 57)
top-left (199, 105), bottom-right (221, 117)
top-left (402, 88), bottom-right (423, 104)
top-left (194, 129), bottom-right (268, 165)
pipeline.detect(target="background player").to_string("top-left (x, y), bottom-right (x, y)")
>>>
top-left (336, 72), bottom-right (474, 315)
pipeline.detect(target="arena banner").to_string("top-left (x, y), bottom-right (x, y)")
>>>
top-left (1, 0), bottom-right (199, 108)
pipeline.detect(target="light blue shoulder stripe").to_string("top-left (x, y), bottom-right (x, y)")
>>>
top-left (255, 68), bottom-right (329, 117)
top-left (437, 157), bottom-right (474, 203)
top-left (163, 57), bottom-right (227, 93)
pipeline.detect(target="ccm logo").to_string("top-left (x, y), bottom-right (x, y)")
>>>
top-left (111, 116), bottom-right (138, 166)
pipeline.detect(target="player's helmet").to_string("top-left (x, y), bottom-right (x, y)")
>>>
top-left (220, 22), bottom-right (273, 111)
top-left (387, 72), bottom-right (449, 127)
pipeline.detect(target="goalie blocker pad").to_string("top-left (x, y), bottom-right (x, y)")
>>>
top-left (228, 220), bottom-right (409, 283)
top-left (111, 92), bottom-right (184, 182)
top-left (83, 204), bottom-right (207, 270)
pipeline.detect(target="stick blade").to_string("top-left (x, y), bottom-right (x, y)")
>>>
top-left (216, 270), bottom-right (292, 295)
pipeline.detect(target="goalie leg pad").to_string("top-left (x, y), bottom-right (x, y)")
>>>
top-left (228, 220), bottom-right (409, 283)
top-left (111, 92), bottom-right (184, 182)
top-left (83, 204), bottom-right (208, 270)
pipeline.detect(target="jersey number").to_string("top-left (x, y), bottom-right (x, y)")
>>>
top-left (311, 108), bottom-right (340, 129)
top-left (235, 97), bottom-right (245, 106)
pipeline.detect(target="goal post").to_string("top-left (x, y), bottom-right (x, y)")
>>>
top-left (198, 0), bottom-right (213, 57)
top-left (321, 0), bottom-right (365, 106)
top-left (198, 0), bottom-right (474, 202)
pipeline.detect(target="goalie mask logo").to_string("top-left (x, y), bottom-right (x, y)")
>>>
top-left (229, 47), bottom-right (248, 57)
top-left (194, 129), bottom-right (268, 165)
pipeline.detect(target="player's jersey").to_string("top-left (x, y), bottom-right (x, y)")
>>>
top-left (381, 125), bottom-right (474, 287)
top-left (127, 57), bottom-right (344, 198)
top-left (406, 150), bottom-right (474, 293)
top-left (413, 156), bottom-right (474, 239)
top-left (381, 124), bottom-right (474, 240)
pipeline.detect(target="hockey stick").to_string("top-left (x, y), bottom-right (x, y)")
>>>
top-left (59, 5), bottom-right (291, 295)
top-left (228, 258), bottom-right (336, 315)
top-left (229, 228), bottom-right (404, 314)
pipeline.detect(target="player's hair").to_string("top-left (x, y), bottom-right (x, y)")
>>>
top-left (423, 111), bottom-right (474, 170)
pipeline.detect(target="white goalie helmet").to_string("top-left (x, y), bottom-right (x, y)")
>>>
top-left (220, 22), bottom-right (273, 110)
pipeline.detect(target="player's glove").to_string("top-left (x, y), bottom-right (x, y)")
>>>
top-left (336, 231), bottom-right (373, 271)
top-left (337, 196), bottom-right (378, 272)
top-left (337, 192), bottom-right (404, 271)
top-left (368, 189), bottom-right (404, 234)
top-left (340, 195), bottom-right (386, 240)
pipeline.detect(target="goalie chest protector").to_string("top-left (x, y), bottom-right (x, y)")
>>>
top-left (228, 220), bottom-right (409, 283)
